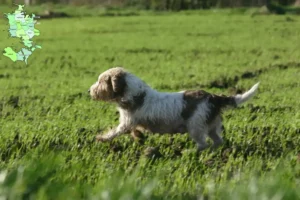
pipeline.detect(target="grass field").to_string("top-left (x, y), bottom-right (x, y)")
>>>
top-left (0, 6), bottom-right (299, 199)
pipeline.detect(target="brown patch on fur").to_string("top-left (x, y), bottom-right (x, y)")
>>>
top-left (118, 92), bottom-right (146, 111)
top-left (111, 71), bottom-right (127, 97)
top-left (132, 92), bottom-right (146, 110)
top-left (182, 90), bottom-right (210, 120)
top-left (182, 90), bottom-right (236, 124)
top-left (207, 94), bottom-right (236, 124)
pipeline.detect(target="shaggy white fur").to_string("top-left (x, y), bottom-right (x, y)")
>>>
top-left (89, 67), bottom-right (259, 151)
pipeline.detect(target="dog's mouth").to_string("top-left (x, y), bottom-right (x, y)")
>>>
top-left (90, 88), bottom-right (115, 102)
top-left (90, 82), bottom-right (123, 103)
top-left (89, 86), bottom-right (101, 101)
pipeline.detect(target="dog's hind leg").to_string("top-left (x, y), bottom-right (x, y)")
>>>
top-left (187, 121), bottom-right (209, 151)
top-left (186, 103), bottom-right (211, 151)
top-left (208, 116), bottom-right (223, 148)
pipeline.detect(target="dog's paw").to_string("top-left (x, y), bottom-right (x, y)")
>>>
top-left (130, 130), bottom-right (147, 144)
top-left (95, 134), bottom-right (109, 142)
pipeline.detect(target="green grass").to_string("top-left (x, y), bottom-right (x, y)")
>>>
top-left (0, 7), bottom-right (299, 199)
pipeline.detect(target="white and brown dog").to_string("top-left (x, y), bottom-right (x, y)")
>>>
top-left (89, 67), bottom-right (259, 151)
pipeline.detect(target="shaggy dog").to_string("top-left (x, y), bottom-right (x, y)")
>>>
top-left (89, 67), bottom-right (259, 151)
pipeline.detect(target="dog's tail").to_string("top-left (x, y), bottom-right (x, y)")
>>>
top-left (207, 83), bottom-right (259, 122)
top-left (234, 82), bottom-right (260, 105)
top-left (209, 82), bottom-right (260, 110)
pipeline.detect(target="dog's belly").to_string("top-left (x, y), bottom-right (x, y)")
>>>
top-left (137, 119), bottom-right (187, 134)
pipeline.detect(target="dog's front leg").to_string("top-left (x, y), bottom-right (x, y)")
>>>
top-left (96, 123), bottom-right (130, 142)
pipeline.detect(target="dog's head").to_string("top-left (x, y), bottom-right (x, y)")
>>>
top-left (89, 67), bottom-right (149, 110)
top-left (89, 67), bottom-right (127, 102)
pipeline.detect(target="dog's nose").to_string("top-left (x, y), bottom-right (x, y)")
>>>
top-left (88, 89), bottom-right (90, 94)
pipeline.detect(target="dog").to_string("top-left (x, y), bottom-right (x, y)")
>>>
top-left (89, 67), bottom-right (259, 151)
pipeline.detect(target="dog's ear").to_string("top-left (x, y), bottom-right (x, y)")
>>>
top-left (103, 75), bottom-right (113, 92)
top-left (111, 73), bottom-right (126, 96)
